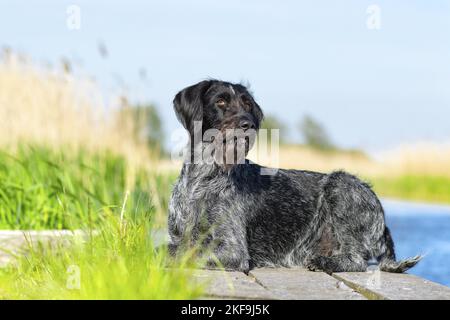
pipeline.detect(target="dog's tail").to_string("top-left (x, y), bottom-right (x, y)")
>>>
top-left (377, 226), bottom-right (422, 273)
top-left (379, 255), bottom-right (422, 273)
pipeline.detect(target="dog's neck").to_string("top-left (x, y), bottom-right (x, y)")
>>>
top-left (181, 160), bottom-right (244, 178)
top-left (183, 141), bottom-right (248, 168)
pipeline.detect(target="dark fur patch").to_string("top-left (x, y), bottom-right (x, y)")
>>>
top-left (318, 225), bottom-right (339, 257)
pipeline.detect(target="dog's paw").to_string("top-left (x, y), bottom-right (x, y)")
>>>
top-left (204, 257), bottom-right (250, 274)
top-left (306, 261), bottom-right (320, 272)
top-left (205, 257), bottom-right (222, 269)
top-left (237, 259), bottom-right (250, 275)
top-left (223, 259), bottom-right (250, 274)
top-left (306, 256), bottom-right (333, 274)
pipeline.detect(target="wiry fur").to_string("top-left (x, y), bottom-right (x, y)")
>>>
top-left (168, 80), bottom-right (421, 274)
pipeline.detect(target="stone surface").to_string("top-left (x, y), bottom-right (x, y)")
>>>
top-left (192, 269), bottom-right (277, 299)
top-left (333, 271), bottom-right (450, 300)
top-left (2, 230), bottom-right (450, 300)
top-left (0, 230), bottom-right (85, 267)
top-left (249, 267), bottom-right (365, 300)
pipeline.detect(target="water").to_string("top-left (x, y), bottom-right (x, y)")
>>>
top-left (383, 199), bottom-right (450, 287)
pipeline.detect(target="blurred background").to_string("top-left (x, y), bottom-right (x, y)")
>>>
top-left (0, 0), bottom-right (449, 286)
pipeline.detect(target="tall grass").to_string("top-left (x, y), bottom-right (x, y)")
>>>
top-left (378, 143), bottom-right (450, 178)
top-left (248, 144), bottom-right (375, 176)
top-left (0, 53), bottom-right (156, 167)
top-left (370, 175), bottom-right (450, 204)
top-left (0, 203), bottom-right (204, 299)
top-left (0, 53), bottom-right (174, 229)
top-left (0, 54), bottom-right (207, 299)
top-left (0, 144), bottom-right (205, 299)
top-left (0, 146), bottom-right (175, 229)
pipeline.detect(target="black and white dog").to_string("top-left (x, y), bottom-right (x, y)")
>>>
top-left (168, 79), bottom-right (420, 274)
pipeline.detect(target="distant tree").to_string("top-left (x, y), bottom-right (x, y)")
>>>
top-left (260, 114), bottom-right (287, 144)
top-left (298, 114), bottom-right (335, 150)
top-left (124, 103), bottom-right (164, 152)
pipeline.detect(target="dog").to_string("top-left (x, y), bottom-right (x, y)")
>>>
top-left (168, 79), bottom-right (421, 274)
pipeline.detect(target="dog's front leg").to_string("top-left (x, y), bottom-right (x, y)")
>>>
top-left (205, 220), bottom-right (250, 274)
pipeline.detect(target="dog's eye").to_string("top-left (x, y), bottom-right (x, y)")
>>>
top-left (216, 99), bottom-right (226, 108)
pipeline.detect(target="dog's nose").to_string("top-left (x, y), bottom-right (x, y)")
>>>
top-left (239, 120), bottom-right (255, 131)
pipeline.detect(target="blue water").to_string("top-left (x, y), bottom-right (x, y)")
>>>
top-left (383, 199), bottom-right (450, 287)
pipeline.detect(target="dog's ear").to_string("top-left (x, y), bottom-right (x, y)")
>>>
top-left (173, 80), bottom-right (212, 134)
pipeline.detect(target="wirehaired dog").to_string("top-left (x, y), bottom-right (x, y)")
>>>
top-left (168, 79), bottom-right (421, 274)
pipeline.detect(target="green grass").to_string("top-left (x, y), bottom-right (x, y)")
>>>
top-left (0, 145), bottom-right (176, 229)
top-left (0, 145), bottom-right (204, 299)
top-left (0, 212), bottom-right (204, 299)
top-left (370, 175), bottom-right (450, 205)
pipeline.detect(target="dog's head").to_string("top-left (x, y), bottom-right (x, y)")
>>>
top-left (174, 80), bottom-right (264, 166)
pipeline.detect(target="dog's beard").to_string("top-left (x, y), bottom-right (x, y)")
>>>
top-left (223, 136), bottom-right (249, 165)
top-left (216, 131), bottom-right (254, 169)
top-left (200, 128), bottom-right (256, 169)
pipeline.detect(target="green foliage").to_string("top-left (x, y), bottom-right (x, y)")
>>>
top-left (125, 104), bottom-right (164, 152)
top-left (260, 114), bottom-right (288, 144)
top-left (298, 114), bottom-right (336, 151)
top-left (0, 145), bottom-right (204, 299)
top-left (370, 175), bottom-right (450, 204)
top-left (0, 209), bottom-right (204, 299)
top-left (0, 146), bottom-right (172, 229)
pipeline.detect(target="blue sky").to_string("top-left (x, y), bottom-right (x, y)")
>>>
top-left (1, 0), bottom-right (449, 151)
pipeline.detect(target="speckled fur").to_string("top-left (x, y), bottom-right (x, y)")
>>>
top-left (168, 80), bottom-right (421, 274)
